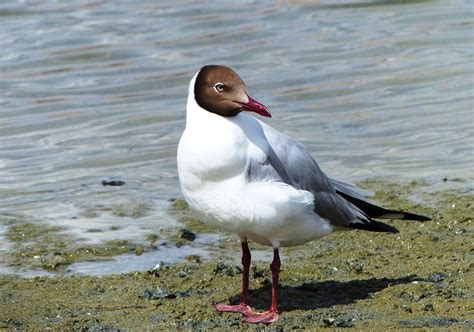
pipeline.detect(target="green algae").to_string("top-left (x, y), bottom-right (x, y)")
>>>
top-left (111, 202), bottom-right (150, 218)
top-left (80, 201), bottom-right (151, 219)
top-left (165, 199), bottom-right (225, 247)
top-left (81, 208), bottom-right (99, 219)
top-left (7, 222), bottom-right (65, 243)
top-left (85, 228), bottom-right (104, 233)
top-left (0, 216), bottom-right (154, 272)
top-left (3, 220), bottom-right (71, 271)
top-left (169, 199), bottom-right (217, 234)
top-left (0, 180), bottom-right (473, 329)
top-left (146, 233), bottom-right (159, 245)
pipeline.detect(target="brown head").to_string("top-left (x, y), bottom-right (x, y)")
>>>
top-left (194, 65), bottom-right (271, 118)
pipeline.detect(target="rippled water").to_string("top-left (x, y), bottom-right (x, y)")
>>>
top-left (1, 0), bottom-right (473, 275)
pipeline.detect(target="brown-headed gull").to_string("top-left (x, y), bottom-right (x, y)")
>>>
top-left (177, 65), bottom-right (430, 324)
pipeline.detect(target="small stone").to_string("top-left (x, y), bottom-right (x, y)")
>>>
top-left (102, 179), bottom-right (125, 186)
top-left (226, 317), bottom-right (241, 326)
top-left (426, 272), bottom-right (446, 283)
top-left (185, 254), bottom-right (201, 263)
top-left (354, 264), bottom-right (364, 273)
top-left (179, 228), bottom-right (196, 241)
top-left (402, 304), bottom-right (412, 313)
top-left (142, 288), bottom-right (190, 300)
top-left (336, 317), bottom-right (355, 328)
top-left (323, 318), bottom-right (335, 327)
top-left (430, 234), bottom-right (440, 242)
top-left (147, 262), bottom-right (167, 277)
top-left (454, 228), bottom-right (466, 235)
top-left (213, 262), bottom-right (241, 277)
top-left (422, 303), bottom-right (435, 311)
top-left (252, 266), bottom-right (265, 278)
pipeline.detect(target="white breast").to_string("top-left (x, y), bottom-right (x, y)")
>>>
top-left (178, 110), bottom-right (248, 185)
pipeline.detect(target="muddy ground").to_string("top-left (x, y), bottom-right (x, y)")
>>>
top-left (0, 179), bottom-right (472, 330)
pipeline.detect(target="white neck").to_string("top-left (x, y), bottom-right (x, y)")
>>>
top-left (186, 71), bottom-right (227, 128)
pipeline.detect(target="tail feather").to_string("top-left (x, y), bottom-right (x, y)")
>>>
top-left (336, 190), bottom-right (431, 222)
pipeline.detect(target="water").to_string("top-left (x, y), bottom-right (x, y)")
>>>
top-left (1, 0), bottom-right (473, 275)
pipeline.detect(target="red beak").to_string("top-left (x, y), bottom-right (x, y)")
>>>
top-left (237, 96), bottom-right (271, 118)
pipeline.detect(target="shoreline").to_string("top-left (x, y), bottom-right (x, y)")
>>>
top-left (1, 179), bottom-right (472, 329)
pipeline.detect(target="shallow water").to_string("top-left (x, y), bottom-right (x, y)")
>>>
top-left (0, 0), bottom-right (473, 275)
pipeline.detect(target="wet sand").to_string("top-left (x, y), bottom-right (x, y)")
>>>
top-left (1, 179), bottom-right (472, 329)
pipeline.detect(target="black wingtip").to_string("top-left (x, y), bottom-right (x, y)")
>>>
top-left (336, 190), bottom-right (432, 222)
top-left (348, 219), bottom-right (400, 234)
top-left (401, 212), bottom-right (431, 222)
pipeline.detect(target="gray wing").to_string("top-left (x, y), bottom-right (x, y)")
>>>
top-left (247, 122), bottom-right (369, 229)
top-left (246, 121), bottom-right (429, 232)
top-left (330, 178), bottom-right (373, 200)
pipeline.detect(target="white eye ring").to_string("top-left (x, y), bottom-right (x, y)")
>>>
top-left (213, 82), bottom-right (224, 93)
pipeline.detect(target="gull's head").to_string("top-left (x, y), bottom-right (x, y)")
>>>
top-left (193, 65), bottom-right (271, 118)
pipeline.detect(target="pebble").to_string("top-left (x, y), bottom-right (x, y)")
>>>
top-left (102, 179), bottom-right (125, 186)
top-left (426, 272), bottom-right (447, 283)
top-left (142, 288), bottom-right (190, 300)
top-left (213, 262), bottom-right (242, 277)
top-left (179, 228), bottom-right (196, 241)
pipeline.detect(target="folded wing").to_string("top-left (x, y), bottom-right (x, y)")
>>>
top-left (246, 121), bottom-right (430, 233)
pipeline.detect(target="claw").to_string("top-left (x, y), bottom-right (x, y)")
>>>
top-left (245, 310), bottom-right (279, 324)
top-left (215, 303), bottom-right (253, 316)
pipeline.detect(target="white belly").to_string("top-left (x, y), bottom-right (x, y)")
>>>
top-left (178, 152), bottom-right (334, 247)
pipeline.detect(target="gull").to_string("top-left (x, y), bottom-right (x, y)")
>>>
top-left (177, 65), bottom-right (430, 324)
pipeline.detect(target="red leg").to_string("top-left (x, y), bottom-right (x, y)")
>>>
top-left (215, 242), bottom-right (253, 316)
top-left (245, 248), bottom-right (280, 324)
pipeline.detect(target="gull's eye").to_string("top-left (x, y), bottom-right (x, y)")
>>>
top-left (213, 82), bottom-right (225, 93)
